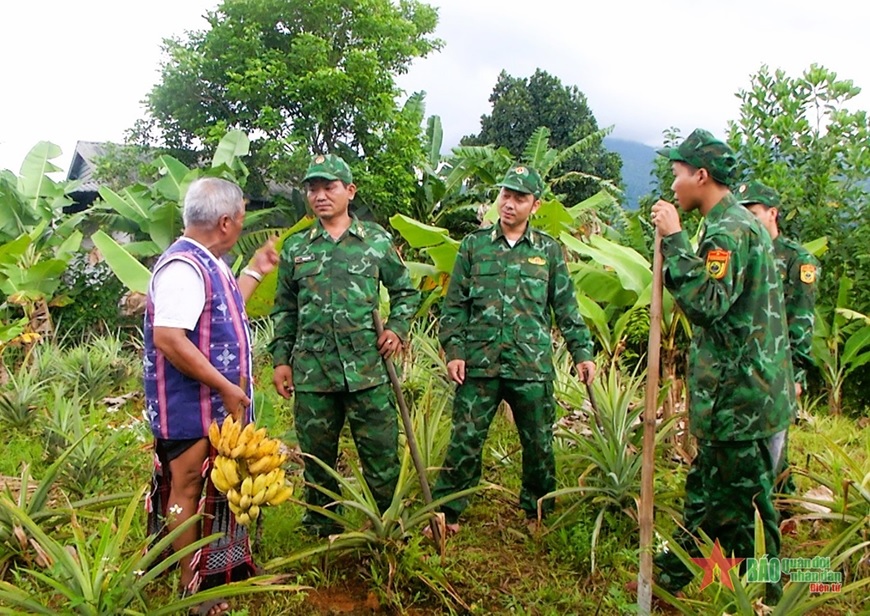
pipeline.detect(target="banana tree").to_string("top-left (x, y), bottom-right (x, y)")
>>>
top-left (0, 143), bottom-right (85, 345)
top-left (390, 189), bottom-right (625, 316)
top-left (812, 276), bottom-right (870, 414)
top-left (93, 212), bottom-right (315, 321)
top-left (389, 214), bottom-right (459, 314)
top-left (561, 232), bottom-right (691, 424)
top-left (91, 130), bottom-right (255, 258)
top-left (91, 130), bottom-right (298, 317)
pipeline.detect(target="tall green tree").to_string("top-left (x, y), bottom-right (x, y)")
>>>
top-left (462, 69), bottom-right (622, 208)
top-left (727, 64), bottom-right (870, 312)
top-left (130, 0), bottom-right (442, 221)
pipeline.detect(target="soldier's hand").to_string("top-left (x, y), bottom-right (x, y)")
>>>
top-left (576, 361), bottom-right (596, 385)
top-left (378, 329), bottom-right (402, 360)
top-left (651, 200), bottom-right (681, 236)
top-left (794, 382), bottom-right (802, 398)
top-left (447, 359), bottom-right (466, 385)
top-left (220, 383), bottom-right (251, 420)
top-left (273, 364), bottom-right (295, 399)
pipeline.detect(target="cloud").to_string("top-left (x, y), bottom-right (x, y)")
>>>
top-left (1, 0), bottom-right (868, 173)
top-left (399, 0), bottom-right (870, 148)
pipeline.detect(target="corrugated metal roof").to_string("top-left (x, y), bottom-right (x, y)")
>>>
top-left (66, 141), bottom-right (112, 193)
top-left (64, 140), bottom-right (301, 201)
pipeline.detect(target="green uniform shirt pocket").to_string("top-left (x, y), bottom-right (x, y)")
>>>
top-left (469, 259), bottom-right (505, 297)
top-left (292, 258), bottom-right (324, 280)
top-left (514, 324), bottom-right (550, 348)
top-left (348, 258), bottom-right (379, 277)
top-left (513, 323), bottom-right (552, 376)
top-left (518, 260), bottom-right (549, 303)
top-left (346, 261), bottom-right (379, 306)
top-left (465, 326), bottom-right (501, 374)
top-left (296, 336), bottom-right (326, 352)
top-left (467, 326), bottom-right (499, 341)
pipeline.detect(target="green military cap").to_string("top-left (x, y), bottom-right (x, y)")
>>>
top-left (496, 164), bottom-right (544, 198)
top-left (302, 153), bottom-right (353, 184)
top-left (735, 180), bottom-right (781, 208)
top-left (657, 128), bottom-right (736, 185)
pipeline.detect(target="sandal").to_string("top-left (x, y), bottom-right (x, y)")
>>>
top-left (422, 521), bottom-right (460, 539)
top-left (190, 598), bottom-right (229, 616)
top-left (180, 590), bottom-right (230, 616)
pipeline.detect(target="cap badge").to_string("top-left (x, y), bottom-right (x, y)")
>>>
top-left (314, 155), bottom-right (325, 163)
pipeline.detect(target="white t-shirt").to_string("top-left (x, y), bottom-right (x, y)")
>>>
top-left (151, 238), bottom-right (233, 331)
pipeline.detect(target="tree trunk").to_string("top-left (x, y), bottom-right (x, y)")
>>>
top-left (22, 298), bottom-right (53, 360)
top-left (828, 384), bottom-right (841, 415)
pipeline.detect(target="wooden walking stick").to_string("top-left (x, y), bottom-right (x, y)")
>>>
top-left (585, 381), bottom-right (604, 431)
top-left (372, 310), bottom-right (442, 546)
top-left (638, 230), bottom-right (664, 615)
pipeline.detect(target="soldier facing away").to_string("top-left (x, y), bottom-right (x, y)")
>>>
top-left (648, 129), bottom-right (796, 604)
top-left (738, 180), bottom-right (819, 517)
top-left (269, 154), bottom-right (420, 537)
top-left (737, 180), bottom-right (818, 399)
top-left (429, 164), bottom-right (596, 536)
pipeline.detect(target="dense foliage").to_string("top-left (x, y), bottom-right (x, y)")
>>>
top-left (727, 64), bottom-right (870, 313)
top-left (0, 5), bottom-right (868, 609)
top-left (129, 0), bottom-right (441, 221)
top-left (463, 69), bottom-right (623, 208)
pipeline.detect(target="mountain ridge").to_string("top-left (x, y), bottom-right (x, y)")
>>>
top-left (604, 137), bottom-right (657, 210)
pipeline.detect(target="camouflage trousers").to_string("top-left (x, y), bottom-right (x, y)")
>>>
top-left (774, 428), bottom-right (797, 506)
top-left (294, 383), bottom-right (399, 531)
top-left (654, 432), bottom-right (783, 603)
top-left (432, 378), bottom-right (556, 523)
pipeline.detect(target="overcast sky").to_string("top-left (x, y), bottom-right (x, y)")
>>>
top-left (2, 0), bottom-right (869, 175)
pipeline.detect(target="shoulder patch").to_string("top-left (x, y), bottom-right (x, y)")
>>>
top-left (705, 249), bottom-right (731, 280)
top-left (800, 263), bottom-right (816, 284)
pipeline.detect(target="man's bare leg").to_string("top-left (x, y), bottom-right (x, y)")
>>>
top-left (167, 439), bottom-right (209, 589)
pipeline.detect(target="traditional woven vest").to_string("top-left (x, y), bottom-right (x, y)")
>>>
top-left (144, 238), bottom-right (253, 440)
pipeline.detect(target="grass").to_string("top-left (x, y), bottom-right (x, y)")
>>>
top-left (0, 332), bottom-right (867, 614)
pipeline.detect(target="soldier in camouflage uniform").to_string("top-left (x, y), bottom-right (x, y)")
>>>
top-left (430, 164), bottom-right (596, 534)
top-left (650, 130), bottom-right (796, 604)
top-left (269, 154), bottom-right (419, 536)
top-left (738, 180), bottom-right (819, 509)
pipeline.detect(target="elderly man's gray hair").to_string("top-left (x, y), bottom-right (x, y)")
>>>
top-left (183, 178), bottom-right (244, 228)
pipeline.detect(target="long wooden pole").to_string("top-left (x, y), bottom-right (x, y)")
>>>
top-left (638, 230), bottom-right (664, 614)
top-left (372, 310), bottom-right (441, 545)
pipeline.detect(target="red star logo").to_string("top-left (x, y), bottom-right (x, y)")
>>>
top-left (691, 539), bottom-right (745, 590)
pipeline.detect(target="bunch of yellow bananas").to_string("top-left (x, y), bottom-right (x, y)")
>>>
top-left (207, 416), bottom-right (293, 526)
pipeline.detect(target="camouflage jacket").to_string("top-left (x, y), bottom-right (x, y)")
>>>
top-left (269, 216), bottom-right (419, 393)
top-left (774, 235), bottom-right (819, 388)
top-left (662, 193), bottom-right (795, 441)
top-left (439, 222), bottom-right (594, 381)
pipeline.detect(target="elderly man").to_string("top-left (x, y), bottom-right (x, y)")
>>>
top-left (144, 177), bottom-right (277, 615)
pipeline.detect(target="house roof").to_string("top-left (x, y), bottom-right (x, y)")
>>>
top-left (64, 140), bottom-right (297, 200)
top-left (66, 141), bottom-right (111, 193)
